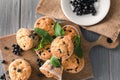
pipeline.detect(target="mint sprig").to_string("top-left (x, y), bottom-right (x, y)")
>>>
top-left (74, 35), bottom-right (83, 58)
top-left (54, 22), bottom-right (65, 37)
top-left (50, 56), bottom-right (61, 67)
top-left (34, 28), bottom-right (53, 51)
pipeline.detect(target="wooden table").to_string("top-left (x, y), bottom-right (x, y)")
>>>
top-left (0, 0), bottom-right (120, 80)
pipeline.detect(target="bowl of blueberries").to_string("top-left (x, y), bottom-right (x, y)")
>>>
top-left (61, 0), bottom-right (110, 26)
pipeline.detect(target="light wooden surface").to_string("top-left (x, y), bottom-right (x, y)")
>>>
top-left (0, 0), bottom-right (120, 80)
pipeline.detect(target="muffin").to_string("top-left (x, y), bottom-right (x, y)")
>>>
top-left (36, 45), bottom-right (52, 61)
top-left (34, 16), bottom-right (55, 36)
top-left (9, 59), bottom-right (31, 80)
top-left (63, 25), bottom-right (79, 39)
top-left (62, 54), bottom-right (84, 73)
top-left (40, 60), bottom-right (63, 80)
top-left (16, 28), bottom-right (40, 51)
top-left (51, 36), bottom-right (74, 61)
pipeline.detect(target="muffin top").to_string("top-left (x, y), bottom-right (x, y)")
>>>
top-left (63, 25), bottom-right (79, 39)
top-left (9, 59), bottom-right (31, 80)
top-left (62, 54), bottom-right (84, 73)
top-left (51, 35), bottom-right (74, 61)
top-left (34, 16), bottom-right (55, 36)
top-left (16, 28), bottom-right (39, 51)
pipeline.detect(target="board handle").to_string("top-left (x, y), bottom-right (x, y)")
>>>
top-left (83, 35), bottom-right (120, 50)
top-left (92, 35), bottom-right (119, 49)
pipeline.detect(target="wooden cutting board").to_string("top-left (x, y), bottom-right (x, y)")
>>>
top-left (0, 21), bottom-right (119, 80)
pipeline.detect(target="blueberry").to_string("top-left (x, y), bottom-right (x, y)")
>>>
top-left (14, 51), bottom-right (18, 55)
top-left (92, 9), bottom-right (96, 15)
top-left (14, 48), bottom-right (18, 52)
top-left (107, 38), bottom-right (113, 43)
top-left (72, 1), bottom-right (77, 6)
top-left (77, 4), bottom-right (81, 7)
top-left (84, 6), bottom-right (88, 9)
top-left (70, 1), bottom-right (73, 4)
top-left (74, 7), bottom-right (80, 12)
top-left (1, 60), bottom-right (6, 64)
top-left (12, 44), bottom-right (16, 47)
top-left (18, 49), bottom-right (22, 52)
top-left (6, 71), bottom-right (9, 74)
top-left (73, 7), bottom-right (77, 12)
top-left (4, 46), bottom-right (9, 50)
top-left (17, 69), bottom-right (21, 72)
top-left (84, 10), bottom-right (90, 14)
top-left (37, 59), bottom-right (41, 62)
top-left (0, 74), bottom-right (5, 79)
top-left (94, 0), bottom-right (97, 2)
top-left (38, 73), bottom-right (45, 77)
top-left (16, 52), bottom-right (20, 55)
top-left (82, 9), bottom-right (86, 14)
top-left (76, 11), bottom-right (82, 15)
top-left (71, 0), bottom-right (97, 16)
top-left (12, 44), bottom-right (23, 56)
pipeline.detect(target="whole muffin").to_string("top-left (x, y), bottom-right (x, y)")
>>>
top-left (9, 59), bottom-right (31, 80)
top-left (36, 45), bottom-right (52, 61)
top-left (16, 28), bottom-right (40, 51)
top-left (51, 36), bottom-right (74, 61)
top-left (63, 25), bottom-right (79, 39)
top-left (34, 16), bottom-right (55, 36)
top-left (62, 54), bottom-right (84, 73)
top-left (40, 60), bottom-right (63, 80)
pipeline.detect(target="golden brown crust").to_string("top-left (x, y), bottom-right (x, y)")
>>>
top-left (9, 59), bottom-right (31, 80)
top-left (34, 16), bottom-right (55, 36)
top-left (16, 28), bottom-right (39, 51)
top-left (62, 54), bottom-right (84, 73)
top-left (51, 36), bottom-right (74, 61)
top-left (36, 45), bottom-right (52, 61)
top-left (63, 25), bottom-right (80, 39)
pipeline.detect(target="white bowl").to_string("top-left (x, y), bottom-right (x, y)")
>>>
top-left (61, 0), bottom-right (110, 26)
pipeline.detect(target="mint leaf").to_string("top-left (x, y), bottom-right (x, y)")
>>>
top-left (34, 28), bottom-right (53, 42)
top-left (74, 35), bottom-right (83, 58)
top-left (50, 56), bottom-right (61, 67)
top-left (34, 38), bottom-right (50, 51)
top-left (34, 28), bottom-right (53, 51)
top-left (54, 22), bottom-right (65, 36)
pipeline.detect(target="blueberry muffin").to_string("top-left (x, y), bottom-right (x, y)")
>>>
top-left (34, 16), bottom-right (55, 36)
top-left (51, 36), bottom-right (74, 61)
top-left (63, 25), bottom-right (79, 39)
top-left (9, 59), bottom-right (31, 80)
top-left (62, 54), bottom-right (84, 73)
top-left (16, 28), bottom-right (40, 51)
top-left (36, 45), bottom-right (52, 61)
top-left (40, 60), bottom-right (63, 80)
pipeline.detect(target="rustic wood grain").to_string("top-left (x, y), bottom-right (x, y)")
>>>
top-left (0, 0), bottom-right (20, 36)
top-left (21, 0), bottom-right (40, 28)
top-left (109, 45), bottom-right (120, 80)
top-left (0, 0), bottom-right (20, 75)
top-left (81, 29), bottom-right (110, 80)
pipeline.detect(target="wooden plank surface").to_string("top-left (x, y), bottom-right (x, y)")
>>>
top-left (0, 0), bottom-right (20, 75)
top-left (110, 45), bottom-right (120, 80)
top-left (81, 29), bottom-right (110, 80)
top-left (0, 0), bottom-right (120, 80)
top-left (21, 0), bottom-right (40, 28)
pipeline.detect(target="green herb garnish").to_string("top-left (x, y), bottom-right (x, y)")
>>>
top-left (34, 28), bottom-right (53, 51)
top-left (54, 22), bottom-right (65, 36)
top-left (74, 35), bottom-right (83, 58)
top-left (50, 56), bottom-right (61, 67)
